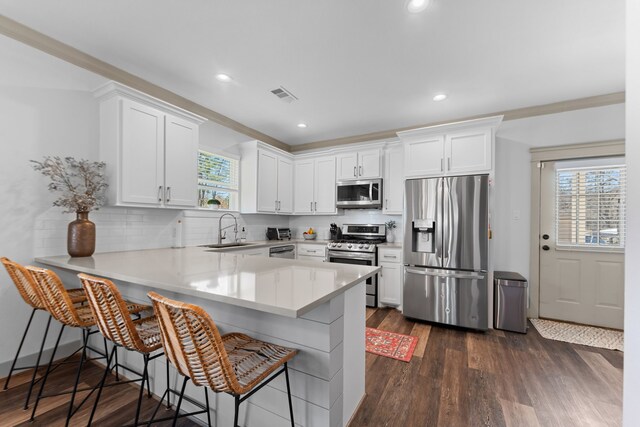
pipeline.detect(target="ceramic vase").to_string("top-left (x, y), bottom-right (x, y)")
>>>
top-left (68, 211), bottom-right (96, 257)
top-left (386, 230), bottom-right (395, 243)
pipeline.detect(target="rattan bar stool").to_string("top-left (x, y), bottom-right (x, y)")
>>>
top-left (26, 266), bottom-right (148, 426)
top-left (0, 257), bottom-right (86, 409)
top-left (79, 273), bottom-right (210, 426)
top-left (148, 291), bottom-right (298, 427)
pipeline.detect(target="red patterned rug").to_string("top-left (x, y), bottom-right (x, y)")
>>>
top-left (365, 327), bottom-right (418, 362)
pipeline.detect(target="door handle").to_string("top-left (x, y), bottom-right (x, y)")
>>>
top-left (542, 234), bottom-right (550, 240)
top-left (166, 186), bottom-right (171, 203)
top-left (310, 201), bottom-right (313, 211)
top-left (275, 200), bottom-right (278, 211)
top-left (440, 158), bottom-right (444, 172)
top-left (315, 201), bottom-right (317, 211)
top-left (354, 166), bottom-right (357, 177)
top-left (158, 186), bottom-right (163, 202)
top-left (359, 165), bottom-right (363, 176)
top-left (542, 245), bottom-right (550, 251)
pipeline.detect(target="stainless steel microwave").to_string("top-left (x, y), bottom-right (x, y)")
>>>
top-left (336, 179), bottom-right (383, 209)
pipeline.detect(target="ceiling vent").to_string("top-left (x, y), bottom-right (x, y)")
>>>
top-left (270, 86), bottom-right (298, 103)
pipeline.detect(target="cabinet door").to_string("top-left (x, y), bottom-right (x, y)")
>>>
top-left (164, 115), bottom-right (198, 207)
top-left (403, 136), bottom-right (445, 178)
top-left (445, 128), bottom-right (492, 174)
top-left (314, 157), bottom-right (337, 214)
top-left (336, 152), bottom-right (359, 180)
top-left (294, 160), bottom-right (315, 214)
top-left (120, 100), bottom-right (164, 205)
top-left (384, 146), bottom-right (403, 214)
top-left (379, 262), bottom-right (402, 306)
top-left (277, 157), bottom-right (293, 214)
top-left (257, 150), bottom-right (278, 212)
top-left (358, 149), bottom-right (381, 178)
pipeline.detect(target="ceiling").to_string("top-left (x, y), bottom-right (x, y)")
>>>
top-left (0, 0), bottom-right (625, 146)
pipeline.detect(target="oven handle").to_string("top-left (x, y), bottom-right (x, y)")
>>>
top-left (327, 251), bottom-right (375, 262)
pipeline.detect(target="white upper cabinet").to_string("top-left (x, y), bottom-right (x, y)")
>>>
top-left (96, 82), bottom-right (204, 209)
top-left (398, 116), bottom-right (502, 178)
top-left (240, 142), bottom-right (294, 214)
top-left (336, 149), bottom-right (381, 180)
top-left (293, 156), bottom-right (336, 215)
top-left (383, 144), bottom-right (404, 215)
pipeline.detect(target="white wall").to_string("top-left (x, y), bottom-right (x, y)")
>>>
top-left (623, 0), bottom-right (640, 424)
top-left (493, 138), bottom-right (531, 279)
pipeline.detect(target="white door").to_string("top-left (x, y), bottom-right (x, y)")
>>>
top-left (120, 100), bottom-right (164, 205)
top-left (539, 159), bottom-right (625, 329)
top-left (403, 136), bottom-right (445, 177)
top-left (384, 146), bottom-right (403, 214)
top-left (314, 157), bottom-right (337, 214)
top-left (294, 160), bottom-right (315, 214)
top-left (277, 157), bottom-right (293, 214)
top-left (336, 152), bottom-right (359, 180)
top-left (379, 262), bottom-right (402, 306)
top-left (445, 128), bottom-right (492, 175)
top-left (164, 115), bottom-right (198, 207)
top-left (358, 149), bottom-right (381, 178)
top-left (257, 150), bottom-right (278, 212)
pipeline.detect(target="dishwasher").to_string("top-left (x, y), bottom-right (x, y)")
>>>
top-left (269, 245), bottom-right (296, 259)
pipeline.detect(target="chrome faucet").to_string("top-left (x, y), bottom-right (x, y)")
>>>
top-left (218, 213), bottom-right (238, 244)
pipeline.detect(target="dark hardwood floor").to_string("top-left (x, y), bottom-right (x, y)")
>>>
top-left (351, 307), bottom-right (623, 427)
top-left (0, 308), bottom-right (623, 426)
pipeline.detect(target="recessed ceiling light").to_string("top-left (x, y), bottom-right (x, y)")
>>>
top-left (215, 73), bottom-right (233, 82)
top-left (297, 123), bottom-right (308, 129)
top-left (433, 93), bottom-right (447, 101)
top-left (407, 0), bottom-right (429, 13)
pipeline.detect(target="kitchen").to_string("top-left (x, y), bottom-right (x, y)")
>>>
top-left (0, 1), bottom-right (638, 426)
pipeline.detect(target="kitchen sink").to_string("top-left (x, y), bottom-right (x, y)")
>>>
top-left (199, 242), bottom-right (254, 249)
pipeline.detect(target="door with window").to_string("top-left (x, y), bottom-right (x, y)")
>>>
top-left (539, 158), bottom-right (625, 329)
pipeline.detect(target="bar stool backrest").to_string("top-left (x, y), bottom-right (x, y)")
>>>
top-left (26, 266), bottom-right (89, 328)
top-left (147, 291), bottom-right (239, 393)
top-left (78, 273), bottom-right (148, 352)
top-left (1, 257), bottom-right (44, 310)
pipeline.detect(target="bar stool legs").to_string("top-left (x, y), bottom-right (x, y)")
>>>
top-left (23, 315), bottom-right (52, 409)
top-left (30, 324), bottom-right (66, 421)
top-left (3, 308), bottom-right (36, 390)
top-left (172, 376), bottom-right (189, 426)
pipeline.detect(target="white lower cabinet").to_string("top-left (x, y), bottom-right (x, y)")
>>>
top-left (297, 244), bottom-right (326, 262)
top-left (378, 247), bottom-right (402, 307)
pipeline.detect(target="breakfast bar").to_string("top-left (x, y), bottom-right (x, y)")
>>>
top-left (36, 247), bottom-right (379, 427)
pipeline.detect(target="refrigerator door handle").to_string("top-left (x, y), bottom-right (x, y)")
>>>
top-left (405, 268), bottom-right (485, 280)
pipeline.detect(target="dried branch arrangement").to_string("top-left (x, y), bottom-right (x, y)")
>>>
top-left (31, 156), bottom-right (108, 213)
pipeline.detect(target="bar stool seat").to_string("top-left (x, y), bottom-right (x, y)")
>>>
top-left (148, 291), bottom-right (298, 427)
top-left (1, 257), bottom-right (87, 410)
top-left (26, 266), bottom-right (149, 426)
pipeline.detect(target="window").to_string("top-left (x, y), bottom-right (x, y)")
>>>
top-left (556, 163), bottom-right (626, 249)
top-left (197, 150), bottom-right (239, 210)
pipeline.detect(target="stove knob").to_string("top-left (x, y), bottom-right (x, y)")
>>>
top-left (364, 244), bottom-right (370, 249)
top-left (337, 243), bottom-right (342, 248)
top-left (358, 244), bottom-right (364, 249)
top-left (347, 244), bottom-right (352, 249)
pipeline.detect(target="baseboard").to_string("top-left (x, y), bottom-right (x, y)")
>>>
top-left (0, 339), bottom-right (82, 381)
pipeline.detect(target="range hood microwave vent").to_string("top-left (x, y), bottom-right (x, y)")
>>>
top-left (270, 86), bottom-right (298, 103)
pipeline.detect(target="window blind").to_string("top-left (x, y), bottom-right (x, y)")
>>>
top-left (198, 150), bottom-right (239, 190)
top-left (556, 165), bottom-right (626, 248)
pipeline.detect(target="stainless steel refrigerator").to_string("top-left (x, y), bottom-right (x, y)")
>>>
top-left (403, 175), bottom-right (489, 330)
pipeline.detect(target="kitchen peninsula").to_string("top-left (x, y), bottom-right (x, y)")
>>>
top-left (37, 247), bottom-right (379, 427)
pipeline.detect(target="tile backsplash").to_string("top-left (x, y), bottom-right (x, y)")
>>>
top-left (34, 207), bottom-right (400, 257)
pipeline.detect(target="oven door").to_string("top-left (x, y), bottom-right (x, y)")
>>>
top-left (336, 179), bottom-right (382, 209)
top-left (327, 250), bottom-right (377, 307)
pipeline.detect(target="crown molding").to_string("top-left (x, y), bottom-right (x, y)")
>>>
top-left (0, 14), bottom-right (290, 152)
top-left (290, 92), bottom-right (625, 152)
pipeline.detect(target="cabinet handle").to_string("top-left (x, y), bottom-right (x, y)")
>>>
top-left (359, 165), bottom-right (363, 176)
top-left (310, 201), bottom-right (313, 211)
top-left (354, 166), bottom-right (357, 177)
top-left (275, 200), bottom-right (278, 211)
top-left (384, 255), bottom-right (397, 259)
top-left (158, 186), bottom-right (163, 202)
top-left (166, 186), bottom-right (171, 203)
top-left (447, 158), bottom-right (451, 170)
top-left (314, 201), bottom-right (317, 211)
top-left (441, 158), bottom-right (444, 172)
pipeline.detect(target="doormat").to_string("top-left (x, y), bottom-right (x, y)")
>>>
top-left (365, 327), bottom-right (418, 362)
top-left (530, 318), bottom-right (623, 351)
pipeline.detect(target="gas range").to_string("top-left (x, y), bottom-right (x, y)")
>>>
top-left (326, 224), bottom-right (386, 254)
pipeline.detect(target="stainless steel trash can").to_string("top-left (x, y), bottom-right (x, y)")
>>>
top-left (493, 271), bottom-right (528, 333)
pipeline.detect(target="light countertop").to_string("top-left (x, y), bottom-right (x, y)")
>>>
top-left (36, 247), bottom-right (379, 318)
